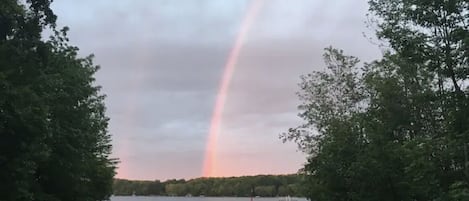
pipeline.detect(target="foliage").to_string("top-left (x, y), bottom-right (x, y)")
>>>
top-left (113, 174), bottom-right (305, 197)
top-left (282, 0), bottom-right (469, 200)
top-left (0, 0), bottom-right (115, 200)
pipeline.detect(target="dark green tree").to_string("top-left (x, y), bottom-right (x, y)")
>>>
top-left (112, 175), bottom-right (304, 197)
top-left (0, 0), bottom-right (115, 200)
top-left (254, 186), bottom-right (275, 197)
top-left (146, 180), bottom-right (165, 195)
top-left (282, 0), bottom-right (469, 200)
top-left (368, 0), bottom-right (469, 199)
top-left (281, 48), bottom-right (370, 201)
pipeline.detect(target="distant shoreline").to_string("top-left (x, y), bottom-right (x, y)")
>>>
top-left (112, 195), bottom-right (306, 198)
top-left (113, 174), bottom-right (305, 197)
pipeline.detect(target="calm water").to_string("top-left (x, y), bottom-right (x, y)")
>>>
top-left (111, 196), bottom-right (308, 201)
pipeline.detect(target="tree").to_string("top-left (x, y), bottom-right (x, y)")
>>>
top-left (369, 0), bottom-right (468, 94)
top-left (0, 0), bottom-right (115, 200)
top-left (254, 186), bottom-right (276, 197)
top-left (146, 180), bottom-right (165, 195)
top-left (281, 48), bottom-right (371, 201)
top-left (280, 47), bottom-right (365, 152)
top-left (282, 0), bottom-right (469, 200)
top-left (165, 183), bottom-right (187, 196)
top-left (368, 0), bottom-right (469, 200)
top-left (112, 175), bottom-right (305, 197)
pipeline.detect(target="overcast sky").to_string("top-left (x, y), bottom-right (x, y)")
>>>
top-left (51, 0), bottom-right (382, 180)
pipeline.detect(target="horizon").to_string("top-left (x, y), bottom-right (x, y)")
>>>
top-left (115, 172), bottom-right (301, 182)
top-left (50, 0), bottom-right (381, 180)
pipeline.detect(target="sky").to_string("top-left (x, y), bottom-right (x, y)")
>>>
top-left (50, 0), bottom-right (382, 181)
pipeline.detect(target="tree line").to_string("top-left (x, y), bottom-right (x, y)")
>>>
top-left (282, 0), bottom-right (469, 200)
top-left (113, 174), bottom-right (305, 197)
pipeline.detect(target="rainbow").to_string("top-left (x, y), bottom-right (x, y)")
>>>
top-left (202, 0), bottom-right (264, 177)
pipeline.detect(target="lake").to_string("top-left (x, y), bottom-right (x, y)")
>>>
top-left (111, 196), bottom-right (308, 201)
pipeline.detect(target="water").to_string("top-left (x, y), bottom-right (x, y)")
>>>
top-left (111, 196), bottom-right (308, 201)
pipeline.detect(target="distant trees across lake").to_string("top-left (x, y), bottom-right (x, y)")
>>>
top-left (113, 174), bottom-right (305, 197)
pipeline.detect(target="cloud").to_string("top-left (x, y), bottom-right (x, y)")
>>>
top-left (119, 150), bottom-right (205, 180)
top-left (51, 0), bottom-right (382, 180)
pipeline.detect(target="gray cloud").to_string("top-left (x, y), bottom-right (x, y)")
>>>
top-left (51, 0), bottom-right (382, 180)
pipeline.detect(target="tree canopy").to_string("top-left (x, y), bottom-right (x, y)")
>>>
top-left (0, 0), bottom-right (115, 200)
top-left (282, 0), bottom-right (469, 200)
top-left (113, 174), bottom-right (305, 197)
